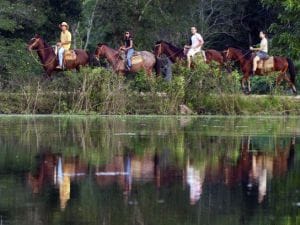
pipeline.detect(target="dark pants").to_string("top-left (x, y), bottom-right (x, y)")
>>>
top-left (256, 51), bottom-right (268, 60)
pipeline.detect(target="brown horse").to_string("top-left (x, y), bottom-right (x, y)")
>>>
top-left (154, 40), bottom-right (225, 66)
top-left (27, 34), bottom-right (90, 78)
top-left (225, 47), bottom-right (297, 94)
top-left (94, 43), bottom-right (157, 76)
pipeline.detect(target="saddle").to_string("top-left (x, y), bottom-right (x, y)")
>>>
top-left (119, 51), bottom-right (143, 65)
top-left (131, 52), bottom-right (143, 65)
top-left (257, 56), bottom-right (274, 73)
top-left (63, 50), bottom-right (77, 63)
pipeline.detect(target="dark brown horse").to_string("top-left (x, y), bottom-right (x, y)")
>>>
top-left (154, 40), bottom-right (225, 65)
top-left (27, 34), bottom-right (90, 78)
top-left (225, 47), bottom-right (297, 93)
top-left (94, 43), bottom-right (157, 76)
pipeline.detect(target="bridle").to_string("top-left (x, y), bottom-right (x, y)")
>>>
top-left (28, 37), bottom-right (57, 66)
top-left (95, 45), bottom-right (105, 61)
top-left (154, 43), bottom-right (162, 57)
top-left (96, 45), bottom-right (122, 71)
top-left (155, 43), bottom-right (184, 60)
top-left (225, 48), bottom-right (252, 64)
top-left (28, 38), bottom-right (54, 51)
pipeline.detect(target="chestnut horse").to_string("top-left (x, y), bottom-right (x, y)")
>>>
top-left (225, 47), bottom-right (297, 94)
top-left (154, 40), bottom-right (225, 66)
top-left (27, 34), bottom-right (90, 78)
top-left (94, 43), bottom-right (157, 76)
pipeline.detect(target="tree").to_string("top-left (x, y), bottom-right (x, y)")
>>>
top-left (262, 0), bottom-right (300, 58)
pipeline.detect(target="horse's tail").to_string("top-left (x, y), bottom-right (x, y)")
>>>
top-left (88, 52), bottom-right (94, 66)
top-left (155, 57), bottom-right (161, 76)
top-left (287, 58), bottom-right (296, 84)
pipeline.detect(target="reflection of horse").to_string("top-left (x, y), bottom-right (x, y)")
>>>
top-left (27, 34), bottom-right (90, 78)
top-left (205, 136), bottom-right (295, 203)
top-left (154, 40), bottom-right (225, 66)
top-left (28, 153), bottom-right (87, 209)
top-left (225, 47), bottom-right (297, 94)
top-left (94, 43), bottom-right (157, 76)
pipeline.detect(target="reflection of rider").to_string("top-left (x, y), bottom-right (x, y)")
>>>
top-left (184, 26), bottom-right (206, 69)
top-left (120, 31), bottom-right (134, 71)
top-left (250, 31), bottom-right (269, 75)
top-left (56, 22), bottom-right (72, 69)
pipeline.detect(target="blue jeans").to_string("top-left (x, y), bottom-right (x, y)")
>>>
top-left (126, 48), bottom-right (134, 67)
top-left (58, 47), bottom-right (65, 67)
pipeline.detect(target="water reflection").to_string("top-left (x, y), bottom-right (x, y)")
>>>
top-left (27, 136), bottom-right (296, 210)
top-left (0, 116), bottom-right (299, 225)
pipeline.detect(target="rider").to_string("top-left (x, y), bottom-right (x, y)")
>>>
top-left (250, 31), bottom-right (269, 75)
top-left (120, 31), bottom-right (134, 70)
top-left (56, 22), bottom-right (72, 69)
top-left (184, 26), bottom-right (206, 69)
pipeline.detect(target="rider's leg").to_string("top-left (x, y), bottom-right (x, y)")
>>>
top-left (57, 47), bottom-right (65, 68)
top-left (252, 56), bottom-right (260, 74)
top-left (126, 49), bottom-right (134, 68)
top-left (201, 49), bottom-right (206, 62)
top-left (187, 49), bottom-right (194, 69)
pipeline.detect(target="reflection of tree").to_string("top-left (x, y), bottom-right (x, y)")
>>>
top-left (1, 117), bottom-right (300, 225)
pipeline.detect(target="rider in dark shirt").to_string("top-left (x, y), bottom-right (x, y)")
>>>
top-left (120, 31), bottom-right (134, 70)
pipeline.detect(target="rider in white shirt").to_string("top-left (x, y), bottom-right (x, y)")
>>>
top-left (185, 27), bottom-right (206, 68)
top-left (250, 31), bottom-right (269, 75)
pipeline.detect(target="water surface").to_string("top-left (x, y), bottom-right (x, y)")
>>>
top-left (0, 116), bottom-right (299, 225)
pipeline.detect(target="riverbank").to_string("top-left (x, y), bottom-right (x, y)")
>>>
top-left (0, 65), bottom-right (299, 115)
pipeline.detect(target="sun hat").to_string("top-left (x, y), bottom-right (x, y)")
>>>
top-left (59, 22), bottom-right (69, 29)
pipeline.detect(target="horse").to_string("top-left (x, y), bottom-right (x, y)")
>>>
top-left (27, 34), bottom-right (90, 78)
top-left (225, 47), bottom-right (297, 94)
top-left (154, 40), bottom-right (225, 66)
top-left (94, 43), bottom-right (157, 76)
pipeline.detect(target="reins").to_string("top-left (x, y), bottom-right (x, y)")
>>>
top-left (28, 38), bottom-right (57, 66)
top-left (30, 49), bottom-right (57, 66)
top-left (155, 43), bottom-right (184, 60)
top-left (227, 49), bottom-right (252, 64)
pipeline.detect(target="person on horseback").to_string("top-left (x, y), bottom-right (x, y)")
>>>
top-left (120, 31), bottom-right (134, 71)
top-left (250, 31), bottom-right (269, 75)
top-left (56, 22), bottom-right (72, 69)
top-left (184, 26), bottom-right (206, 69)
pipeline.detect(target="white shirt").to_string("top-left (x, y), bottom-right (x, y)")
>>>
top-left (191, 33), bottom-right (204, 49)
top-left (260, 38), bottom-right (268, 53)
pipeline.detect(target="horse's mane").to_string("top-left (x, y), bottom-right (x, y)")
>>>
top-left (156, 40), bottom-right (183, 52)
top-left (97, 43), bottom-right (107, 47)
top-left (229, 46), bottom-right (252, 60)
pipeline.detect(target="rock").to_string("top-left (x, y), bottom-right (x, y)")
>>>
top-left (179, 104), bottom-right (193, 115)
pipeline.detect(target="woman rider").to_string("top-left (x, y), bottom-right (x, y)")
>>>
top-left (250, 31), bottom-right (269, 75)
top-left (120, 31), bottom-right (134, 70)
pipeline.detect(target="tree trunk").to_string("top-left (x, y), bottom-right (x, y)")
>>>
top-left (84, 0), bottom-right (99, 50)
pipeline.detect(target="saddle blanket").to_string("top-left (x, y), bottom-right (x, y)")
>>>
top-left (131, 55), bottom-right (143, 65)
top-left (64, 50), bottom-right (77, 61)
top-left (257, 57), bottom-right (274, 72)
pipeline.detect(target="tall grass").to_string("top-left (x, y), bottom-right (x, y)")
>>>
top-left (0, 63), bottom-right (299, 115)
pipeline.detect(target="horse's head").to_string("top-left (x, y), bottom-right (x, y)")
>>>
top-left (94, 43), bottom-right (106, 60)
top-left (27, 34), bottom-right (42, 51)
top-left (154, 41), bottom-right (163, 57)
top-left (224, 47), bottom-right (237, 61)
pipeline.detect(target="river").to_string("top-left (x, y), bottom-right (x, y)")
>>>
top-left (0, 116), bottom-right (299, 225)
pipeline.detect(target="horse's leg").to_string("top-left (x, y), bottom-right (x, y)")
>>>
top-left (146, 67), bottom-right (152, 76)
top-left (247, 78), bottom-right (251, 93)
top-left (76, 65), bottom-right (81, 72)
top-left (283, 73), bottom-right (297, 94)
top-left (241, 76), bottom-right (247, 93)
top-left (276, 74), bottom-right (283, 86)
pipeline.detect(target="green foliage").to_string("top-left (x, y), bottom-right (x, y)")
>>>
top-left (262, 0), bottom-right (300, 58)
